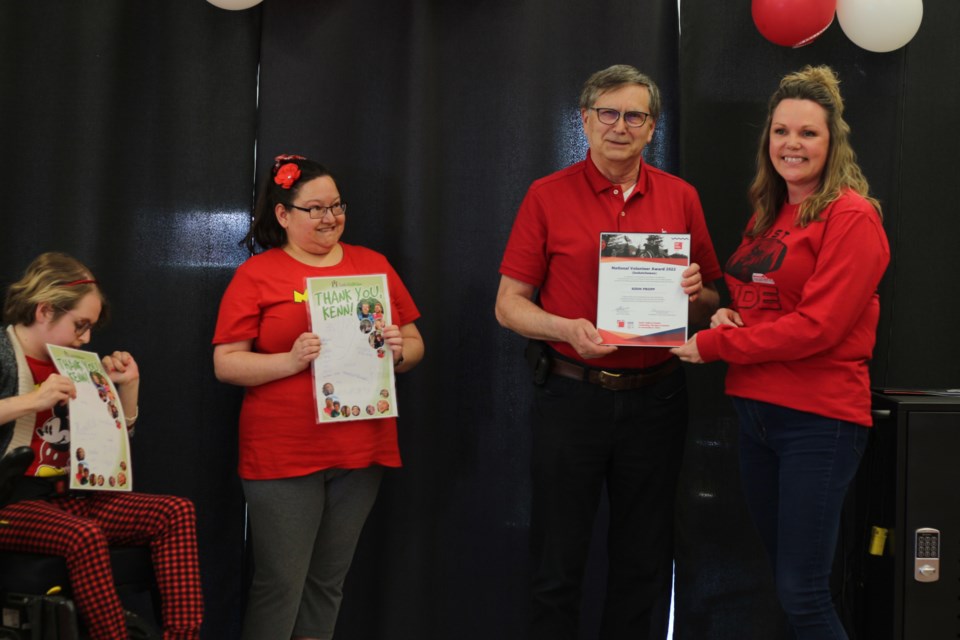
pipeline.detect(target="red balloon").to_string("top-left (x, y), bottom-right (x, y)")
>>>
top-left (752, 0), bottom-right (837, 48)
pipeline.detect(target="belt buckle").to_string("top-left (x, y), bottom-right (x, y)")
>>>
top-left (598, 370), bottom-right (622, 389)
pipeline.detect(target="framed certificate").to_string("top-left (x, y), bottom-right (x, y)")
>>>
top-left (596, 232), bottom-right (690, 347)
top-left (46, 345), bottom-right (133, 491)
top-left (305, 274), bottom-right (398, 423)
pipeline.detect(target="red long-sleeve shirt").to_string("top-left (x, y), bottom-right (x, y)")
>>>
top-left (696, 190), bottom-right (889, 426)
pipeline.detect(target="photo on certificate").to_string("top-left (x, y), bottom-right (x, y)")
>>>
top-left (597, 232), bottom-right (690, 347)
top-left (46, 345), bottom-right (133, 492)
top-left (306, 274), bottom-right (398, 423)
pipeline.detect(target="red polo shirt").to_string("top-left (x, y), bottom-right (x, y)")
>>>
top-left (500, 151), bottom-right (721, 370)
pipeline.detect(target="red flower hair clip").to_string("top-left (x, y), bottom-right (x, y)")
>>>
top-left (272, 154), bottom-right (307, 189)
top-left (274, 163), bottom-right (301, 189)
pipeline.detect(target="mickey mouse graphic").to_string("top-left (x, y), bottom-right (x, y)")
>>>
top-left (33, 402), bottom-right (70, 477)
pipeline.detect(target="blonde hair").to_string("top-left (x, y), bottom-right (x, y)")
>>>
top-left (3, 252), bottom-right (109, 327)
top-left (747, 65), bottom-right (881, 237)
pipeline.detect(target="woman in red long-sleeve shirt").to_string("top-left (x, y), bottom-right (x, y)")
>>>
top-left (673, 65), bottom-right (890, 640)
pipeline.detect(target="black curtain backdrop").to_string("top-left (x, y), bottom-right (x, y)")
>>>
top-left (256, 1), bottom-right (680, 638)
top-left (0, 1), bottom-right (261, 637)
top-left (1, 0), bottom-right (958, 638)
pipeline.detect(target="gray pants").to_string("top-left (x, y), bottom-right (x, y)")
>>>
top-left (241, 467), bottom-right (384, 640)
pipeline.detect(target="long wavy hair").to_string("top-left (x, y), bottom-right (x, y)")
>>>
top-left (747, 65), bottom-right (881, 237)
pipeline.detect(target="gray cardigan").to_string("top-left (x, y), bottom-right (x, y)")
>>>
top-left (0, 325), bottom-right (38, 457)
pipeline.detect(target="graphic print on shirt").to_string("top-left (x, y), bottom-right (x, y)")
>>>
top-left (725, 231), bottom-right (789, 312)
top-left (32, 402), bottom-right (70, 477)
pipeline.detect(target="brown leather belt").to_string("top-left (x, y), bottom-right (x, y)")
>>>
top-left (548, 357), bottom-right (679, 391)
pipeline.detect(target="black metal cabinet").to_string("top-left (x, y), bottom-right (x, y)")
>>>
top-left (847, 393), bottom-right (960, 639)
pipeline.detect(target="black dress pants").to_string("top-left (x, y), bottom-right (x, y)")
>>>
top-left (529, 365), bottom-right (687, 640)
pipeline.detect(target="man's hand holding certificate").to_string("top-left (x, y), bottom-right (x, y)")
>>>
top-left (596, 232), bottom-right (690, 347)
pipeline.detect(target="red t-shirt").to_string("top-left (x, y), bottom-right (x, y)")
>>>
top-left (696, 190), bottom-right (890, 426)
top-left (213, 245), bottom-right (421, 480)
top-left (24, 356), bottom-right (71, 477)
top-left (500, 152), bottom-right (722, 370)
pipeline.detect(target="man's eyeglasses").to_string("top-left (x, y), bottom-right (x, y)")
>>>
top-left (589, 107), bottom-right (651, 128)
top-left (290, 202), bottom-right (347, 219)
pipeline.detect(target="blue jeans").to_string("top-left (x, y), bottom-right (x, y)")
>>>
top-left (733, 398), bottom-right (868, 640)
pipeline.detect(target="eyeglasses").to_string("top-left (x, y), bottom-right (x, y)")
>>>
top-left (290, 202), bottom-right (347, 219)
top-left (73, 320), bottom-right (94, 337)
top-left (62, 311), bottom-right (94, 337)
top-left (589, 107), bottom-right (651, 128)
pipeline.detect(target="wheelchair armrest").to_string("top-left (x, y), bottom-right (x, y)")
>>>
top-left (0, 446), bottom-right (35, 507)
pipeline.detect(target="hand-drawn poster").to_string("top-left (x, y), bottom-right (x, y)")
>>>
top-left (596, 232), bottom-right (691, 347)
top-left (306, 274), bottom-right (398, 423)
top-left (46, 345), bottom-right (132, 491)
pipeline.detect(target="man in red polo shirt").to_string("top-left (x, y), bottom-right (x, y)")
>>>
top-left (496, 65), bottom-right (721, 640)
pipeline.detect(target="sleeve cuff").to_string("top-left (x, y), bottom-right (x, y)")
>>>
top-left (696, 328), bottom-right (721, 363)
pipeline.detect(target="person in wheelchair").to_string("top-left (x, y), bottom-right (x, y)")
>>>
top-left (0, 252), bottom-right (203, 639)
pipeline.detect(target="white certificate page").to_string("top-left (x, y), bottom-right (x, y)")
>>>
top-left (596, 232), bottom-right (690, 348)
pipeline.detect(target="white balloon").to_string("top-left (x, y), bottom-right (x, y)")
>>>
top-left (837, 0), bottom-right (923, 52)
top-left (206, 0), bottom-right (263, 10)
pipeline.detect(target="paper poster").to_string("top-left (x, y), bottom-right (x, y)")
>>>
top-left (596, 232), bottom-right (690, 347)
top-left (46, 345), bottom-right (132, 491)
top-left (305, 274), bottom-right (398, 423)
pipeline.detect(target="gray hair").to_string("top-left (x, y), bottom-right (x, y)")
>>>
top-left (579, 64), bottom-right (661, 120)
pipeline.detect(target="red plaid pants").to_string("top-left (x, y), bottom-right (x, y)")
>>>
top-left (0, 491), bottom-right (203, 639)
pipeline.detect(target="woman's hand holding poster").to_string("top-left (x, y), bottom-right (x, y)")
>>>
top-left (306, 274), bottom-right (398, 423)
